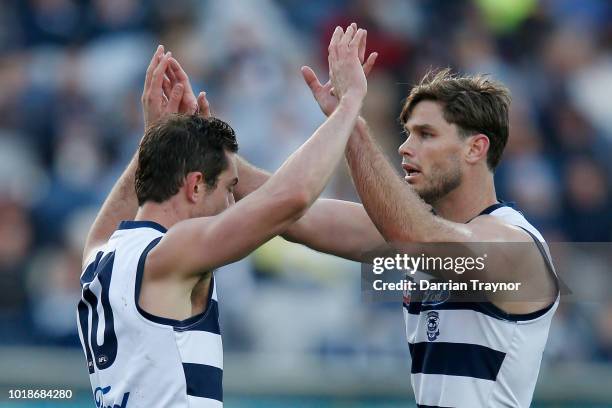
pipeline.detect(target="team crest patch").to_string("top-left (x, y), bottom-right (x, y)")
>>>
top-left (426, 311), bottom-right (440, 341)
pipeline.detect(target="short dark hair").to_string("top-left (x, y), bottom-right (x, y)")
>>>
top-left (135, 114), bottom-right (239, 206)
top-left (400, 69), bottom-right (511, 170)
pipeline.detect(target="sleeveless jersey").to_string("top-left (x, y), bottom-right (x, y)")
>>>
top-left (403, 203), bottom-right (559, 407)
top-left (77, 220), bottom-right (223, 408)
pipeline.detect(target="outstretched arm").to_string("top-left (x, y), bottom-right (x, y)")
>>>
top-left (235, 158), bottom-right (387, 262)
top-left (299, 24), bottom-right (469, 244)
top-left (151, 25), bottom-right (373, 274)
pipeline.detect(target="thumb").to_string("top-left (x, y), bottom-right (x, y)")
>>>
top-left (363, 52), bottom-right (378, 77)
top-left (167, 83), bottom-right (184, 113)
top-left (197, 91), bottom-right (211, 118)
top-left (301, 66), bottom-right (323, 94)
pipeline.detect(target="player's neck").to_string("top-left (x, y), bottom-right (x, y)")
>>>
top-left (431, 170), bottom-right (498, 223)
top-left (135, 198), bottom-right (187, 231)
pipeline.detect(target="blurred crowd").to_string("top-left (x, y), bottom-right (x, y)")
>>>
top-left (0, 0), bottom-right (611, 370)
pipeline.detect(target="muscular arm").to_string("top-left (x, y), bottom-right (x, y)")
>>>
top-left (154, 91), bottom-right (368, 274)
top-left (235, 157), bottom-right (387, 262)
top-left (152, 25), bottom-right (374, 276)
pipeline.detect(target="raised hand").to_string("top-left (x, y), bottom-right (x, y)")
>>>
top-left (166, 57), bottom-right (199, 115)
top-left (327, 25), bottom-right (367, 101)
top-left (162, 56), bottom-right (211, 118)
top-left (142, 45), bottom-right (185, 129)
top-left (303, 24), bottom-right (377, 116)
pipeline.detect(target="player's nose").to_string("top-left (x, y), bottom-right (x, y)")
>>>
top-left (398, 138), bottom-right (414, 157)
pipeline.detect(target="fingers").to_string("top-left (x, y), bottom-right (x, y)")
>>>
top-left (363, 52), bottom-right (378, 76)
top-left (166, 83), bottom-right (184, 113)
top-left (340, 24), bottom-right (356, 48)
top-left (167, 62), bottom-right (177, 83)
top-left (162, 75), bottom-right (172, 100)
top-left (170, 58), bottom-right (198, 114)
top-left (328, 26), bottom-right (343, 60)
top-left (169, 58), bottom-right (193, 92)
top-left (144, 45), bottom-right (164, 91)
top-left (358, 29), bottom-right (367, 63)
top-left (151, 51), bottom-right (171, 97)
top-left (197, 91), bottom-right (211, 118)
top-left (169, 57), bottom-right (189, 85)
top-left (301, 66), bottom-right (323, 94)
top-left (349, 28), bottom-right (366, 54)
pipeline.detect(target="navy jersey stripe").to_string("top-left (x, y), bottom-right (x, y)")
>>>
top-left (173, 300), bottom-right (221, 334)
top-left (118, 220), bottom-right (167, 233)
top-left (404, 300), bottom-right (555, 322)
top-left (417, 405), bottom-right (452, 408)
top-left (81, 251), bottom-right (104, 285)
top-left (409, 341), bottom-right (505, 381)
top-left (182, 363), bottom-right (223, 402)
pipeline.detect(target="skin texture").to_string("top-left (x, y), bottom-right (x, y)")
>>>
top-left (84, 25), bottom-right (372, 322)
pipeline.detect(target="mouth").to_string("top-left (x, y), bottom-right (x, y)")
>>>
top-left (402, 163), bottom-right (421, 181)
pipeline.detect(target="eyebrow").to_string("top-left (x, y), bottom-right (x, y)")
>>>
top-left (404, 123), bottom-right (436, 133)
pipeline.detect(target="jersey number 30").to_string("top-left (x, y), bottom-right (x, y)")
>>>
top-left (77, 251), bottom-right (119, 373)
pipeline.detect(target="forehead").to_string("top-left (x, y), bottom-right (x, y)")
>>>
top-left (404, 100), bottom-right (450, 131)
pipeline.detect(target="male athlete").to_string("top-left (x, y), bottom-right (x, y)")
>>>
top-left (210, 25), bottom-right (557, 407)
top-left (77, 25), bottom-right (369, 408)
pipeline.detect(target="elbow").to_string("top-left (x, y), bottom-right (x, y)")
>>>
top-left (287, 189), bottom-right (311, 220)
top-left (381, 225), bottom-right (427, 245)
top-left (382, 227), bottom-right (443, 245)
top-left (277, 187), bottom-right (310, 222)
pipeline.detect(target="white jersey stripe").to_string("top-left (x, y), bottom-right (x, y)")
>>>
top-left (409, 309), bottom-right (514, 351)
top-left (175, 330), bottom-right (224, 369)
top-left (412, 373), bottom-right (492, 408)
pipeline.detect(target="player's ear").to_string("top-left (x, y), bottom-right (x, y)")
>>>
top-left (185, 171), bottom-right (204, 203)
top-left (465, 133), bottom-right (489, 166)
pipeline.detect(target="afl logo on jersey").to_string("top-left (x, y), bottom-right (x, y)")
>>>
top-left (426, 311), bottom-right (440, 341)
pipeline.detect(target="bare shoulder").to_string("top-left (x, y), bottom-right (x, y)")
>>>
top-left (145, 217), bottom-right (213, 280)
top-left (466, 214), bottom-right (533, 243)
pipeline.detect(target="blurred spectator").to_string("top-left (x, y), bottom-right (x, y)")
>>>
top-left (0, 200), bottom-right (34, 344)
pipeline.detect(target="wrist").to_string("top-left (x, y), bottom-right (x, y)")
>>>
top-left (346, 117), bottom-right (368, 155)
top-left (338, 90), bottom-right (365, 109)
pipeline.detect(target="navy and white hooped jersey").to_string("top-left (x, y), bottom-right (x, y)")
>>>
top-left (76, 220), bottom-right (223, 408)
top-left (403, 203), bottom-right (559, 408)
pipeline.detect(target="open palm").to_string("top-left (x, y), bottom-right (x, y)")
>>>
top-left (302, 24), bottom-right (377, 117)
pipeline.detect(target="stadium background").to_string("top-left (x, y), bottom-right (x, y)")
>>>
top-left (0, 0), bottom-right (611, 406)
